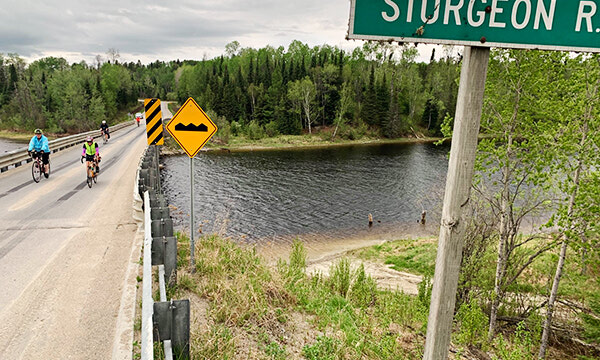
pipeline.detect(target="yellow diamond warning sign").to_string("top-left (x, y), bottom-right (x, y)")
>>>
top-left (166, 97), bottom-right (218, 158)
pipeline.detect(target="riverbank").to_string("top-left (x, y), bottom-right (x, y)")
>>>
top-left (0, 130), bottom-right (58, 142)
top-left (163, 232), bottom-right (587, 360)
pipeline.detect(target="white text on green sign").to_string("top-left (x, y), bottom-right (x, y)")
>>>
top-left (348, 0), bottom-right (600, 53)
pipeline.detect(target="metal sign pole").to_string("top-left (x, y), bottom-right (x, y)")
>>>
top-left (190, 156), bottom-right (195, 270)
top-left (164, 97), bottom-right (217, 271)
top-left (423, 46), bottom-right (489, 360)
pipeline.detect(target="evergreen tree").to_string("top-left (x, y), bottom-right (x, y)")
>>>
top-left (360, 66), bottom-right (378, 127)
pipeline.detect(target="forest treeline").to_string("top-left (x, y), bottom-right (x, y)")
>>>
top-left (0, 41), bottom-right (459, 138)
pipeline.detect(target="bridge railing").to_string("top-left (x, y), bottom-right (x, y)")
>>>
top-left (0, 121), bottom-right (133, 172)
top-left (138, 145), bottom-right (189, 360)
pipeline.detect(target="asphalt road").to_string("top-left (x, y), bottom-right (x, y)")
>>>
top-left (0, 120), bottom-right (150, 359)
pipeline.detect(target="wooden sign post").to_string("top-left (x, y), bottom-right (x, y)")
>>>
top-left (423, 46), bottom-right (489, 360)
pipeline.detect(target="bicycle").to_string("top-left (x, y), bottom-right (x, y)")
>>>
top-left (81, 156), bottom-right (98, 188)
top-left (30, 151), bottom-right (50, 183)
top-left (101, 130), bottom-right (109, 144)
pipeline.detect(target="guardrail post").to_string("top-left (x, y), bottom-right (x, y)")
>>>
top-left (164, 237), bottom-right (177, 287)
top-left (151, 206), bottom-right (170, 220)
top-left (149, 195), bottom-right (168, 209)
top-left (153, 300), bottom-right (190, 360)
top-left (151, 219), bottom-right (174, 238)
top-left (151, 236), bottom-right (177, 287)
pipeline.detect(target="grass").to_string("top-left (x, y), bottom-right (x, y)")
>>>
top-left (353, 239), bottom-right (437, 276)
top-left (169, 233), bottom-right (429, 359)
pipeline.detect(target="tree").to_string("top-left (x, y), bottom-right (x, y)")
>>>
top-left (288, 76), bottom-right (316, 133)
top-left (479, 49), bottom-right (560, 339)
top-left (106, 48), bottom-right (120, 64)
top-left (225, 41), bottom-right (240, 58)
top-left (332, 82), bottom-right (352, 140)
top-left (360, 66), bottom-right (378, 126)
top-left (538, 54), bottom-right (600, 359)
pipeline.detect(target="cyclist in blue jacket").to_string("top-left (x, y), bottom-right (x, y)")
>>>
top-left (28, 129), bottom-right (50, 177)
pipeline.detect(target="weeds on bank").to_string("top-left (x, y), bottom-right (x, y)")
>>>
top-left (170, 233), bottom-right (430, 359)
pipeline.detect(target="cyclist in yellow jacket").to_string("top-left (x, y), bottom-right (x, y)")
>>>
top-left (81, 136), bottom-right (101, 173)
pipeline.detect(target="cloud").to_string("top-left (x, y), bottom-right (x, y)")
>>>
top-left (1, 0), bottom-right (434, 65)
top-left (174, 123), bottom-right (209, 132)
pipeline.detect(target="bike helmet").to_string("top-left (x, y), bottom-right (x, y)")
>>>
top-left (102, 120), bottom-right (106, 124)
top-left (86, 136), bottom-right (93, 142)
top-left (34, 129), bottom-right (42, 134)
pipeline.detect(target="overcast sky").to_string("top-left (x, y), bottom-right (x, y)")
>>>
top-left (1, 0), bottom-right (434, 65)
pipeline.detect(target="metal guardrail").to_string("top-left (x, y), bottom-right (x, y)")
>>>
top-left (0, 121), bottom-right (133, 172)
top-left (139, 145), bottom-right (189, 360)
top-left (142, 190), bottom-right (157, 360)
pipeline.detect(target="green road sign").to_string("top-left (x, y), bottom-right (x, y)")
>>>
top-left (348, 0), bottom-right (600, 53)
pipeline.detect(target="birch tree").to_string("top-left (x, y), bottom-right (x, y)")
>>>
top-left (538, 54), bottom-right (600, 359)
top-left (288, 76), bottom-right (316, 133)
top-left (478, 49), bottom-right (561, 339)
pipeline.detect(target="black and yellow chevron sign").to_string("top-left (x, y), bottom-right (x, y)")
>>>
top-left (144, 98), bottom-right (164, 145)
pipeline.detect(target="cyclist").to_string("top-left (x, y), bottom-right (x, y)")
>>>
top-left (27, 129), bottom-right (50, 177)
top-left (100, 120), bottom-right (110, 142)
top-left (81, 136), bottom-right (101, 174)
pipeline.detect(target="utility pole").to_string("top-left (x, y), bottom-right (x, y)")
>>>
top-left (423, 46), bottom-right (489, 360)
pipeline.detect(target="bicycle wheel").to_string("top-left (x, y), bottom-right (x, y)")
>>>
top-left (32, 161), bottom-right (41, 183)
top-left (87, 168), bottom-right (93, 188)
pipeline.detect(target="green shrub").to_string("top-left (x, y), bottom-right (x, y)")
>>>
top-left (230, 120), bottom-right (242, 136)
top-left (165, 92), bottom-right (177, 101)
top-left (492, 321), bottom-right (536, 360)
top-left (206, 109), bottom-right (230, 144)
top-left (349, 264), bottom-right (377, 308)
top-left (278, 239), bottom-right (307, 287)
top-left (246, 121), bottom-right (265, 140)
top-left (455, 300), bottom-right (488, 347)
top-left (417, 273), bottom-right (433, 310)
top-left (583, 293), bottom-right (600, 342)
top-left (264, 121), bottom-right (280, 137)
top-left (329, 258), bottom-right (352, 298)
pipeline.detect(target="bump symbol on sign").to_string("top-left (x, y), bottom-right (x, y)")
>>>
top-left (174, 123), bottom-right (209, 132)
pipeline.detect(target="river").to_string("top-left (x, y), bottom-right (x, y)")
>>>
top-left (0, 137), bottom-right (28, 154)
top-left (161, 142), bottom-right (450, 251)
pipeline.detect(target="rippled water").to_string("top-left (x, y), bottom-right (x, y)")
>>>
top-left (0, 138), bottom-right (27, 154)
top-left (161, 142), bottom-right (450, 245)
